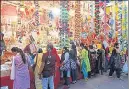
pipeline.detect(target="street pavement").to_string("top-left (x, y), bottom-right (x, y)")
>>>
top-left (58, 72), bottom-right (128, 89)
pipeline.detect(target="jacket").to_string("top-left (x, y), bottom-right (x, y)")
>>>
top-left (109, 53), bottom-right (122, 69)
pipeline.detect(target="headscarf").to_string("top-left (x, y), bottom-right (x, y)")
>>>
top-left (52, 48), bottom-right (60, 67)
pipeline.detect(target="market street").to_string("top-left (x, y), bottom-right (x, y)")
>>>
top-left (58, 72), bottom-right (128, 89)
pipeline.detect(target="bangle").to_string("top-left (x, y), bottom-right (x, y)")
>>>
top-left (38, 73), bottom-right (41, 75)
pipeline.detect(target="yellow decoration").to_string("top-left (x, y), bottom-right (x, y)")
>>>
top-left (116, 15), bottom-right (119, 20)
top-left (115, 4), bottom-right (119, 13)
top-left (106, 6), bottom-right (110, 15)
top-left (87, 15), bottom-right (91, 20)
top-left (122, 26), bottom-right (125, 30)
top-left (115, 31), bottom-right (118, 37)
top-left (109, 47), bottom-right (114, 54)
top-left (12, 22), bottom-right (16, 25)
top-left (97, 44), bottom-right (102, 49)
top-left (69, 37), bottom-right (74, 40)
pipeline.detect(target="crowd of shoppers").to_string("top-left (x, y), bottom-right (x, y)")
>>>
top-left (10, 41), bottom-right (128, 89)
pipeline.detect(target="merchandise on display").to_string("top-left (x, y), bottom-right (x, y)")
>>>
top-left (0, 2), bottom-right (128, 88)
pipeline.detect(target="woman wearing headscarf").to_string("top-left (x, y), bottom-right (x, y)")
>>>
top-left (80, 43), bottom-right (91, 81)
top-left (109, 43), bottom-right (122, 79)
top-left (38, 43), bottom-right (56, 89)
top-left (60, 47), bottom-right (70, 87)
top-left (88, 45), bottom-right (97, 76)
top-left (69, 44), bottom-right (77, 84)
top-left (34, 48), bottom-right (43, 89)
top-left (97, 45), bottom-right (105, 75)
top-left (51, 48), bottom-right (61, 88)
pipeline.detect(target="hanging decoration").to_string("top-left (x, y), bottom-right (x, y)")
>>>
top-left (74, 1), bottom-right (82, 40)
top-left (121, 2), bottom-right (128, 51)
top-left (117, 2), bottom-right (122, 51)
top-left (90, 2), bottom-right (94, 32)
top-left (95, 1), bottom-right (100, 36)
top-left (17, 1), bottom-right (22, 24)
top-left (49, 11), bottom-right (54, 21)
top-left (59, 1), bottom-right (69, 48)
top-left (34, 1), bottom-right (39, 26)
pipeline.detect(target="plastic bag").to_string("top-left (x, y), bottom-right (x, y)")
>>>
top-left (122, 61), bottom-right (128, 73)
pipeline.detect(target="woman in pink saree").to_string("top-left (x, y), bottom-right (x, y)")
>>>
top-left (11, 47), bottom-right (30, 89)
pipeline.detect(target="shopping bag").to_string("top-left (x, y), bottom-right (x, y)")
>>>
top-left (10, 56), bottom-right (15, 80)
top-left (122, 61), bottom-right (128, 73)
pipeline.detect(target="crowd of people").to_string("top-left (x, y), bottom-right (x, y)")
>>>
top-left (10, 41), bottom-right (128, 89)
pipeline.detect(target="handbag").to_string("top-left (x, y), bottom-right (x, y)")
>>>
top-left (32, 54), bottom-right (38, 71)
top-left (10, 56), bottom-right (15, 80)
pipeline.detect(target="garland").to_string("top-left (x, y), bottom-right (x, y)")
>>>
top-left (121, 2), bottom-right (128, 51)
top-left (18, 1), bottom-right (22, 24)
top-left (59, 1), bottom-right (69, 48)
top-left (74, 1), bottom-right (82, 40)
top-left (117, 1), bottom-right (122, 51)
top-left (34, 1), bottom-right (39, 26)
top-left (95, 1), bottom-right (100, 36)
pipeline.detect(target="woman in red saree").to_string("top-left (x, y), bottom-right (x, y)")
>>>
top-left (51, 48), bottom-right (61, 88)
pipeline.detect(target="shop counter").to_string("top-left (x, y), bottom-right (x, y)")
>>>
top-left (0, 70), bottom-right (35, 89)
top-left (0, 67), bottom-right (61, 89)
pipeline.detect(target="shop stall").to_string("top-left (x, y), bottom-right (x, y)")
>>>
top-left (1, 1), bottom-right (128, 89)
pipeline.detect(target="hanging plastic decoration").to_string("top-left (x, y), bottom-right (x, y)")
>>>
top-left (75, 1), bottom-right (82, 40)
top-left (117, 2), bottom-right (122, 51)
top-left (49, 11), bottom-right (54, 21)
top-left (121, 2), bottom-right (128, 50)
top-left (17, 2), bottom-right (22, 24)
top-left (59, 1), bottom-right (69, 48)
top-left (95, 1), bottom-right (100, 36)
top-left (81, 32), bottom-right (87, 39)
top-left (34, 1), bottom-right (39, 26)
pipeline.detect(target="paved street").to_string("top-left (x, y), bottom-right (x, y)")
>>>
top-left (58, 72), bottom-right (128, 89)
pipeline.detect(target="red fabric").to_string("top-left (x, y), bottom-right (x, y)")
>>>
top-left (0, 76), bottom-right (13, 89)
top-left (52, 48), bottom-right (61, 67)
top-left (52, 48), bottom-right (61, 89)
top-left (0, 71), bottom-right (35, 89)
top-left (1, 4), bottom-right (17, 16)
